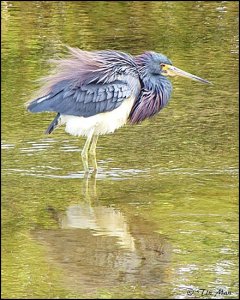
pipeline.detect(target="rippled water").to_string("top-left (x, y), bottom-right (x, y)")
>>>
top-left (1, 1), bottom-right (239, 299)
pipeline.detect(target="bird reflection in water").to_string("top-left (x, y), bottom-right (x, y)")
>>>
top-left (61, 176), bottom-right (136, 252)
top-left (32, 176), bottom-right (171, 293)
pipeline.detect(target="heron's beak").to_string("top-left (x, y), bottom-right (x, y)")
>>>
top-left (162, 64), bottom-right (211, 84)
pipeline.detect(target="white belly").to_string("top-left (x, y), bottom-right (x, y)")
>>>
top-left (60, 96), bottom-right (135, 137)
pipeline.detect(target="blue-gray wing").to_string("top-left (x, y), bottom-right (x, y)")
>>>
top-left (27, 48), bottom-right (141, 117)
top-left (27, 79), bottom-right (135, 117)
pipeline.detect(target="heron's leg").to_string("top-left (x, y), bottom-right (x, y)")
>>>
top-left (89, 135), bottom-right (99, 171)
top-left (81, 130), bottom-right (94, 174)
top-left (82, 170), bottom-right (98, 205)
top-left (89, 135), bottom-right (98, 156)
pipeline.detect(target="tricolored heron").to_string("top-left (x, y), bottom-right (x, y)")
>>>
top-left (27, 47), bottom-right (210, 174)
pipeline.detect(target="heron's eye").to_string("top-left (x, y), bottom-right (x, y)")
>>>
top-left (160, 64), bottom-right (168, 75)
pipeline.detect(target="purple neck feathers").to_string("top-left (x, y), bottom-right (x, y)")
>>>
top-left (129, 53), bottom-right (172, 124)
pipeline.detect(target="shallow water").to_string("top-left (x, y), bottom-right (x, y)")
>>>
top-left (1, 1), bottom-right (239, 299)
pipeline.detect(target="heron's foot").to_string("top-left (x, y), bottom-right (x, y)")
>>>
top-left (84, 170), bottom-right (90, 179)
top-left (81, 151), bottom-right (98, 176)
top-left (92, 167), bottom-right (98, 177)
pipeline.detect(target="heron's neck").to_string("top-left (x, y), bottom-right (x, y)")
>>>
top-left (141, 73), bottom-right (172, 104)
top-left (128, 74), bottom-right (172, 124)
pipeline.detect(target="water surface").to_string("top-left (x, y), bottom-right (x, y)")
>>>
top-left (1, 1), bottom-right (238, 299)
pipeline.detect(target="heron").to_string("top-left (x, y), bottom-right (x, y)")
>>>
top-left (27, 47), bottom-right (210, 174)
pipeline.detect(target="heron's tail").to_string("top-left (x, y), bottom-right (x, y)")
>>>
top-left (27, 94), bottom-right (53, 113)
top-left (45, 113), bottom-right (61, 134)
top-left (26, 87), bottom-right (63, 113)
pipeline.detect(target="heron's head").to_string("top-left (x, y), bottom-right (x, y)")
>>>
top-left (136, 51), bottom-right (211, 84)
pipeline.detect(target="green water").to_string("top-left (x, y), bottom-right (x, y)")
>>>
top-left (1, 1), bottom-right (238, 299)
